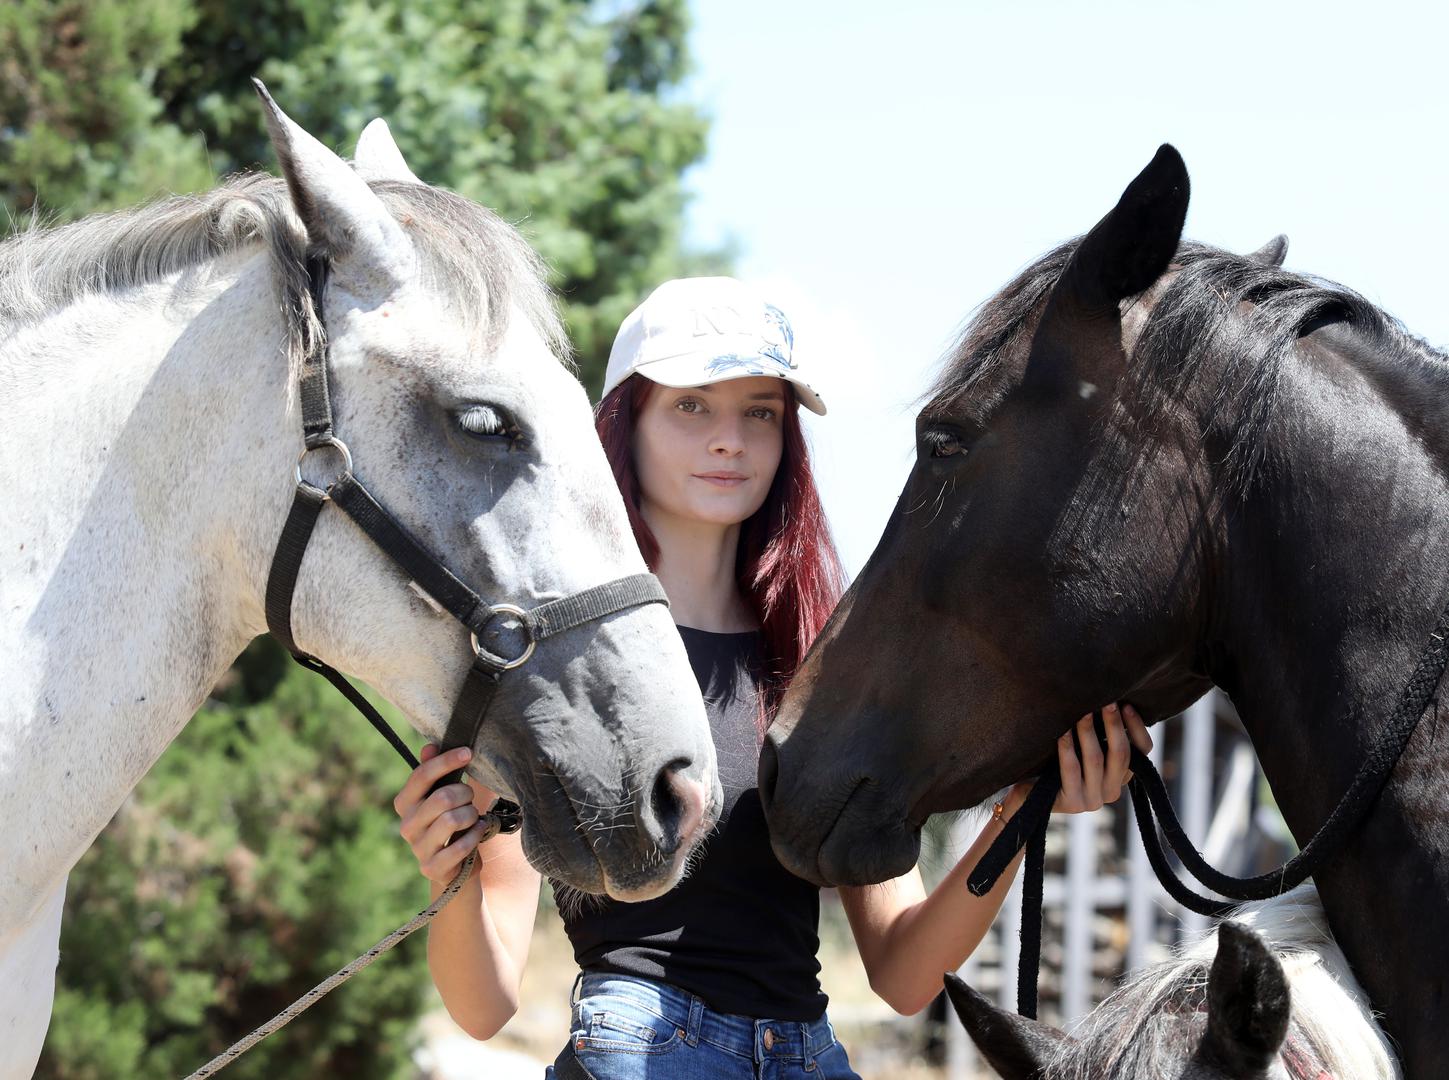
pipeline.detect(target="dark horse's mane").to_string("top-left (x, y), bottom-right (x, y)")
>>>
top-left (928, 240), bottom-right (1449, 491)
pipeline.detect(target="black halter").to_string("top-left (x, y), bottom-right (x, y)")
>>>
top-left (967, 595), bottom-right (1449, 1019)
top-left (264, 254), bottom-right (669, 829)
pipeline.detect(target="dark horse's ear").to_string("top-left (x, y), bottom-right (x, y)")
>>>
top-left (1055, 144), bottom-right (1190, 315)
top-left (945, 974), bottom-right (1073, 1079)
top-left (1247, 234), bottom-right (1289, 267)
top-left (1195, 922), bottom-right (1291, 1076)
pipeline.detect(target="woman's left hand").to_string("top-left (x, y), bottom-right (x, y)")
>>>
top-left (1040, 703), bottom-right (1153, 814)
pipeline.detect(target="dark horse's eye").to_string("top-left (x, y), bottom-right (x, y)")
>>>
top-left (922, 428), bottom-right (964, 459)
top-left (458, 404), bottom-right (525, 447)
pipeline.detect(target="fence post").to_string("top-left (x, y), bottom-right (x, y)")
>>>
top-left (1062, 811), bottom-right (1097, 1023)
top-left (1179, 694), bottom-right (1216, 942)
top-left (1126, 724), bottom-right (1167, 972)
top-left (947, 813), bottom-right (976, 1079)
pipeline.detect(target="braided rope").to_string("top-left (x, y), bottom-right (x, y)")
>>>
top-left (965, 590), bottom-right (1449, 1017)
top-left (182, 849), bottom-right (479, 1079)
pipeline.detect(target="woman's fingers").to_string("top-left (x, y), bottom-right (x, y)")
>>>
top-left (1123, 704), bottom-right (1154, 754)
top-left (1051, 704), bottom-right (1149, 816)
top-left (1101, 704), bottom-right (1131, 800)
top-left (391, 743), bottom-right (497, 881)
top-left (421, 799), bottom-right (482, 855)
top-left (393, 745), bottom-right (471, 818)
top-left (1075, 714), bottom-right (1105, 810)
top-left (1056, 728), bottom-right (1085, 812)
top-left (422, 820), bottom-right (490, 882)
top-left (400, 782), bottom-right (476, 844)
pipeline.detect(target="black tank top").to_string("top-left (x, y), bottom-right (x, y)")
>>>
top-left (556, 626), bottom-right (827, 1021)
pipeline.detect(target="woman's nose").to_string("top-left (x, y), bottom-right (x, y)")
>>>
top-left (709, 417), bottom-right (746, 455)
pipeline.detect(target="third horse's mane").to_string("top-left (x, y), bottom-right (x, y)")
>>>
top-left (1050, 886), bottom-right (1397, 1080)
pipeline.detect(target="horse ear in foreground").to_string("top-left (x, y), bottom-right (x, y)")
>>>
top-left (947, 887), bottom-right (1397, 1079)
top-left (760, 141), bottom-right (1449, 1075)
top-left (947, 927), bottom-right (1288, 1080)
top-left (0, 90), bottom-right (718, 1077)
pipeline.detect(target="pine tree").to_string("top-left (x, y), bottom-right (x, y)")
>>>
top-left (4, 0), bottom-right (720, 387)
top-left (38, 648), bottom-right (434, 1079)
top-left (0, 0), bottom-right (215, 218)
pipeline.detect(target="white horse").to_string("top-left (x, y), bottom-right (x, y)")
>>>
top-left (0, 94), bottom-right (719, 1077)
top-left (948, 883), bottom-right (1400, 1079)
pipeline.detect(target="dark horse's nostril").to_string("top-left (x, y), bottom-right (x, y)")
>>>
top-left (757, 733), bottom-right (780, 814)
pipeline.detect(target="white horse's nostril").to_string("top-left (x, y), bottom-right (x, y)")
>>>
top-left (667, 772), bottom-right (711, 850)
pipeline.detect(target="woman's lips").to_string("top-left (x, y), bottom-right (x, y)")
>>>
top-left (692, 472), bottom-right (747, 487)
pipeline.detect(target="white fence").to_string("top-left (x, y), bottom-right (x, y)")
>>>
top-left (942, 690), bottom-right (1287, 1077)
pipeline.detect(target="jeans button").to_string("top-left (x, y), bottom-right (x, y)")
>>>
top-left (763, 1027), bottom-right (776, 1051)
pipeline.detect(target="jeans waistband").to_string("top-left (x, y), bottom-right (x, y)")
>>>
top-left (572, 972), bottom-right (835, 1063)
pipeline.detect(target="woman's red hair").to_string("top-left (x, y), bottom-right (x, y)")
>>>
top-left (595, 375), bottom-right (845, 719)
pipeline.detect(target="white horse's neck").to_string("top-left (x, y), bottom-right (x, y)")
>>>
top-left (0, 252), bottom-right (291, 929)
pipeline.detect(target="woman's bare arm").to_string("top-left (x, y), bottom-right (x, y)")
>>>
top-left (395, 745), bottom-right (542, 1039)
top-left (840, 704), bottom-right (1151, 1015)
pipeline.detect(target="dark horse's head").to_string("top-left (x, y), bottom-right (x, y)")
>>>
top-left (760, 146), bottom-right (1206, 884)
top-left (759, 145), bottom-right (1392, 886)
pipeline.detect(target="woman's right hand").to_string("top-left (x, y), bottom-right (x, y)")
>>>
top-left (394, 744), bottom-right (498, 884)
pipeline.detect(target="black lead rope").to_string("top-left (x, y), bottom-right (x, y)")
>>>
top-left (264, 252), bottom-right (669, 835)
top-left (967, 595), bottom-right (1449, 1019)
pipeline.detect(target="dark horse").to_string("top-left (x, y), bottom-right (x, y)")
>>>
top-left (758, 146), bottom-right (1449, 1076)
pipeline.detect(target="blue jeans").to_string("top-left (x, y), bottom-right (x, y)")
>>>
top-left (545, 973), bottom-right (861, 1080)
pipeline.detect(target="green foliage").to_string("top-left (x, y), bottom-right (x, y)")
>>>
top-left (3, 0), bottom-right (718, 388)
top-left (38, 641), bottom-right (433, 1080)
top-left (0, 0), bottom-right (215, 217)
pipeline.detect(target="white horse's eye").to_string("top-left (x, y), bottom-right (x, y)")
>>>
top-left (459, 405), bottom-right (509, 438)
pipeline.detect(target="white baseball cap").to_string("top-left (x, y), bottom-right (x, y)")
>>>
top-left (602, 277), bottom-right (827, 415)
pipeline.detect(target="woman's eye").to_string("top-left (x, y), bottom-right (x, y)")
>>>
top-left (675, 399), bottom-right (703, 414)
top-left (458, 405), bottom-right (523, 445)
top-left (748, 406), bottom-right (777, 421)
top-left (923, 429), bottom-right (964, 458)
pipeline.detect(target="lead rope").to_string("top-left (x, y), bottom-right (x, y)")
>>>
top-left (182, 849), bottom-right (479, 1079)
top-left (179, 713), bottom-right (509, 1080)
top-left (966, 594), bottom-right (1449, 1019)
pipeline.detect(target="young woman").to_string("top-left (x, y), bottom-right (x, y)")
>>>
top-left (392, 278), bottom-right (1152, 1079)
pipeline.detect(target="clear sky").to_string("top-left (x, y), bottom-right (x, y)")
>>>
top-left (682, 0), bottom-right (1449, 574)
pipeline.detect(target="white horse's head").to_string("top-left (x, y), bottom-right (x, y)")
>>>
top-left (254, 94), bottom-right (718, 899)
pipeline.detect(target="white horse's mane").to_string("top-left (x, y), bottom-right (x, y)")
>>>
top-left (0, 171), bottom-right (569, 367)
top-left (1052, 884), bottom-right (1400, 1079)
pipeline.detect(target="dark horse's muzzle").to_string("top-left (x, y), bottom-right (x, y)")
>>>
top-left (757, 728), bottom-right (922, 887)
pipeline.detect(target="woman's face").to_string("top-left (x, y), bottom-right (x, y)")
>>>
top-left (633, 376), bottom-right (788, 529)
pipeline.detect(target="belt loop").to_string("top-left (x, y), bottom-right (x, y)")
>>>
top-left (685, 993), bottom-right (704, 1047)
top-left (801, 1022), bottom-right (816, 1070)
top-left (570, 970), bottom-right (585, 1007)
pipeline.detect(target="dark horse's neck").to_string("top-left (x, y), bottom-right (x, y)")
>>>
top-left (1208, 320), bottom-right (1449, 1078)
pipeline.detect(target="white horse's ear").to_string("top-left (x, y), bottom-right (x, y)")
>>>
top-left (252, 79), bottom-right (415, 298)
top-left (355, 118), bottom-right (423, 185)
top-left (1248, 234), bottom-right (1289, 268)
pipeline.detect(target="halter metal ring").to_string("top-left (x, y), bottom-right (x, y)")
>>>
top-left (471, 603), bottom-right (536, 670)
top-left (295, 436), bottom-right (354, 498)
